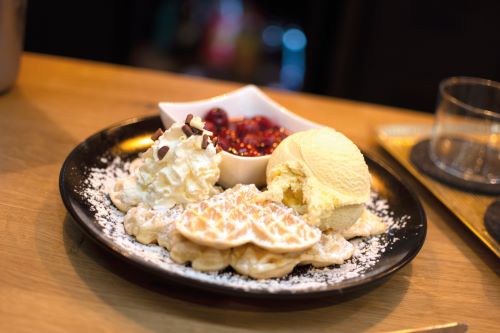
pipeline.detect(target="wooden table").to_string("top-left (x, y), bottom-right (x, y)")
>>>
top-left (1, 53), bottom-right (498, 333)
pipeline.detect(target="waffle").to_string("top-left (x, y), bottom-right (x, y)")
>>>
top-left (251, 201), bottom-right (322, 253)
top-left (110, 176), bottom-right (141, 212)
top-left (110, 159), bottom-right (146, 212)
top-left (175, 185), bottom-right (254, 249)
top-left (122, 185), bottom-right (384, 279)
top-left (124, 203), bottom-right (183, 244)
top-left (231, 244), bottom-right (301, 279)
top-left (176, 184), bottom-right (321, 252)
top-left (150, 208), bottom-right (358, 278)
top-left (157, 219), bottom-right (231, 272)
top-left (126, 205), bottom-right (382, 278)
top-left (341, 209), bottom-right (386, 240)
top-left (231, 231), bottom-right (355, 279)
top-left (300, 231), bottom-right (354, 267)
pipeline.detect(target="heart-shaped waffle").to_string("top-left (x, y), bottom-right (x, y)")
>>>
top-left (341, 209), bottom-right (386, 240)
top-left (155, 218), bottom-right (376, 279)
top-left (231, 244), bottom-right (301, 279)
top-left (175, 184), bottom-right (321, 252)
top-left (124, 203), bottom-right (183, 244)
top-left (175, 184), bottom-right (255, 249)
top-left (230, 231), bottom-right (355, 279)
top-left (251, 201), bottom-right (322, 253)
top-left (300, 231), bottom-right (354, 268)
top-left (157, 218), bottom-right (231, 272)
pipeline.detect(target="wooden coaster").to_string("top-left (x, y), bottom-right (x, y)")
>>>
top-left (409, 139), bottom-right (500, 195)
top-left (484, 199), bottom-right (500, 243)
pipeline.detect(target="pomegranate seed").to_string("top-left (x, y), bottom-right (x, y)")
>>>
top-left (204, 107), bottom-right (229, 129)
top-left (253, 115), bottom-right (275, 130)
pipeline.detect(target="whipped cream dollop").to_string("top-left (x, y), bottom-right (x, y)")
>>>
top-left (110, 117), bottom-right (221, 212)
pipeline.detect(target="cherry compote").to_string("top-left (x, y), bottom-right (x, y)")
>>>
top-left (203, 107), bottom-right (289, 157)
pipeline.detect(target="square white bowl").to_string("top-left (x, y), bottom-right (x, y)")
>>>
top-left (159, 85), bottom-right (321, 188)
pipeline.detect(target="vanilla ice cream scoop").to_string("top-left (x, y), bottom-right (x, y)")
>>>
top-left (265, 127), bottom-right (370, 231)
top-left (110, 116), bottom-right (221, 212)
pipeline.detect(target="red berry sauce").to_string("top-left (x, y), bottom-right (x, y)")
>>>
top-left (203, 108), bottom-right (290, 157)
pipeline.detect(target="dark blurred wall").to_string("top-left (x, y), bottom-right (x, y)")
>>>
top-left (321, 0), bottom-right (500, 112)
top-left (25, 1), bottom-right (132, 63)
top-left (24, 0), bottom-right (500, 112)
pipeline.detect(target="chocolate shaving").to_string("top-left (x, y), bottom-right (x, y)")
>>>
top-left (201, 135), bottom-right (209, 149)
top-left (150, 128), bottom-right (163, 141)
top-left (215, 146), bottom-right (222, 153)
top-left (185, 114), bottom-right (194, 125)
top-left (157, 146), bottom-right (169, 160)
top-left (191, 127), bottom-right (203, 135)
top-left (182, 124), bottom-right (193, 137)
top-left (212, 137), bottom-right (218, 147)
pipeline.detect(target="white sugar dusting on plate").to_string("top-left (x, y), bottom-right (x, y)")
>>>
top-left (78, 157), bottom-right (410, 293)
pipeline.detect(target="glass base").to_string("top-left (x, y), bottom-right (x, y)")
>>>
top-left (430, 136), bottom-right (500, 185)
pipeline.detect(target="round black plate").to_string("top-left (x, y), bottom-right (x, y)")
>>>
top-left (59, 116), bottom-right (426, 299)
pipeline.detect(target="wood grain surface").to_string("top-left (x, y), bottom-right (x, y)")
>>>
top-left (0, 53), bottom-right (498, 333)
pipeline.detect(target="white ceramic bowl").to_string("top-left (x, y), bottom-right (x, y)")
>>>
top-left (159, 85), bottom-right (320, 188)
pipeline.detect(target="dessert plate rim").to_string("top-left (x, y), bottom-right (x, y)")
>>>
top-left (59, 115), bottom-right (427, 299)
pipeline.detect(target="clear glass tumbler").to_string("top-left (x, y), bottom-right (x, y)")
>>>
top-left (430, 77), bottom-right (500, 185)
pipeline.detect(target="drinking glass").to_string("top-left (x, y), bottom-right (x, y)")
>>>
top-left (430, 77), bottom-right (500, 185)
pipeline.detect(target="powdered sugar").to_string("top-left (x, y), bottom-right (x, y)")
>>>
top-left (78, 157), bottom-right (411, 293)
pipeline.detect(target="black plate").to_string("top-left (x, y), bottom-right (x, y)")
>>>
top-left (59, 116), bottom-right (426, 298)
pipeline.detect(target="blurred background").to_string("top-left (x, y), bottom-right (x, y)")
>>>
top-left (24, 0), bottom-right (500, 113)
